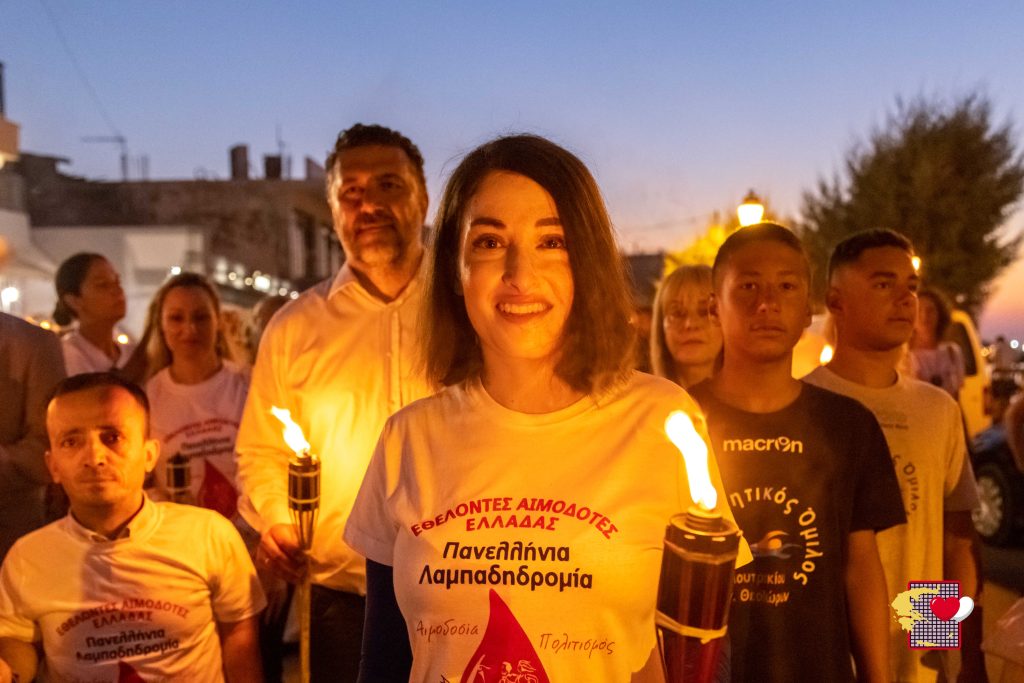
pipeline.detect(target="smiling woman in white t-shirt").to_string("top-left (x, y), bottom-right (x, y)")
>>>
top-left (345, 135), bottom-right (745, 683)
top-left (142, 272), bottom-right (249, 521)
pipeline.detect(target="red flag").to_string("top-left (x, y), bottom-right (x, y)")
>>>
top-left (117, 661), bottom-right (145, 682)
top-left (460, 590), bottom-right (550, 683)
top-left (199, 460), bottom-right (237, 519)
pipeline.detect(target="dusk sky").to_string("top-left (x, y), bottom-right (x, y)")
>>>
top-left (4, 1), bottom-right (1024, 338)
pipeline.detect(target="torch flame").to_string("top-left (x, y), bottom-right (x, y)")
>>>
top-left (271, 407), bottom-right (311, 455)
top-left (665, 410), bottom-right (717, 510)
top-left (819, 343), bottom-right (834, 365)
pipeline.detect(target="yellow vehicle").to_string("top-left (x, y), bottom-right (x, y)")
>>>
top-left (791, 314), bottom-right (832, 380)
top-left (945, 309), bottom-right (991, 440)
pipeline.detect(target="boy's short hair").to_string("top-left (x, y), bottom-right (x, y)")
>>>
top-left (827, 229), bottom-right (915, 284)
top-left (712, 222), bottom-right (808, 290)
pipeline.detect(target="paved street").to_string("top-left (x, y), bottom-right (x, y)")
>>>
top-left (983, 542), bottom-right (1024, 680)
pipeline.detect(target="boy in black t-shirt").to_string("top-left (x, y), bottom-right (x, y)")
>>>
top-left (688, 223), bottom-right (905, 683)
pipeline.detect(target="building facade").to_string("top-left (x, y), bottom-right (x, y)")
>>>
top-left (4, 148), bottom-right (336, 334)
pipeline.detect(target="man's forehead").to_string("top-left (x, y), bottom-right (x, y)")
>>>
top-left (48, 387), bottom-right (143, 429)
top-left (728, 247), bottom-right (808, 275)
top-left (854, 245), bottom-right (916, 270)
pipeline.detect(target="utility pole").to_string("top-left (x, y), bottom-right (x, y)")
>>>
top-left (82, 134), bottom-right (129, 180)
top-left (0, 61), bottom-right (6, 117)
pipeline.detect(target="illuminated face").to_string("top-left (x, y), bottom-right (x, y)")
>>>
top-left (713, 240), bottom-right (811, 364)
top-left (67, 258), bottom-right (126, 324)
top-left (830, 246), bottom-right (919, 351)
top-left (327, 144), bottom-right (427, 272)
top-left (46, 387), bottom-right (158, 520)
top-left (160, 285), bottom-right (219, 363)
top-left (663, 280), bottom-right (723, 371)
top-left (459, 171), bottom-right (574, 369)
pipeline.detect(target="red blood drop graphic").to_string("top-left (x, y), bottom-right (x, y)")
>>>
top-left (461, 590), bottom-right (550, 683)
top-left (199, 460), bottom-right (237, 519)
top-left (930, 596), bottom-right (959, 621)
top-left (117, 660), bottom-right (146, 682)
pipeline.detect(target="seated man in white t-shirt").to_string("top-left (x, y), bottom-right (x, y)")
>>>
top-left (0, 373), bottom-right (265, 683)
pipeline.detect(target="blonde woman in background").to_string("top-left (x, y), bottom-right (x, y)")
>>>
top-left (650, 264), bottom-right (723, 388)
top-left (142, 272), bottom-right (249, 519)
top-left (144, 274), bottom-right (293, 683)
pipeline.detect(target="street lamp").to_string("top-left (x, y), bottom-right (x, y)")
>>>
top-left (737, 190), bottom-right (765, 227)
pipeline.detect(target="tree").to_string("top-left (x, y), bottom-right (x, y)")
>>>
top-left (799, 93), bottom-right (1024, 316)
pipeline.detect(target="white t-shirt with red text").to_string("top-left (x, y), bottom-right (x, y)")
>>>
top-left (805, 367), bottom-right (978, 682)
top-left (345, 372), bottom-right (748, 683)
top-left (0, 498), bottom-right (265, 683)
top-left (145, 362), bottom-right (249, 520)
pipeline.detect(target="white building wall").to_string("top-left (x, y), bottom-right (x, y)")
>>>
top-left (0, 208), bottom-right (57, 320)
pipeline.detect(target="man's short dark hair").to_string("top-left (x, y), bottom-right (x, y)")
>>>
top-left (827, 229), bottom-right (915, 284)
top-left (325, 123), bottom-right (426, 194)
top-left (712, 222), bottom-right (808, 290)
top-left (50, 372), bottom-right (150, 431)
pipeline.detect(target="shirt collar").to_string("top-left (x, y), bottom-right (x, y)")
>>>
top-left (327, 262), bottom-right (361, 298)
top-left (327, 259), bottom-right (424, 306)
top-left (64, 494), bottom-right (158, 545)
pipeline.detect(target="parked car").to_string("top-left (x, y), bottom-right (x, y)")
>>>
top-left (947, 309), bottom-right (991, 440)
top-left (970, 424), bottom-right (1024, 545)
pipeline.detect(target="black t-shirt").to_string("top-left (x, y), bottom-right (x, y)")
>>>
top-left (689, 381), bottom-right (906, 683)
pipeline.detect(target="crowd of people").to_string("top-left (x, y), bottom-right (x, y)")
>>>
top-left (0, 123), bottom-right (1018, 682)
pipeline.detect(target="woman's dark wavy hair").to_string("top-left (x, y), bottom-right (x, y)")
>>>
top-left (53, 252), bottom-right (105, 325)
top-left (919, 287), bottom-right (954, 340)
top-left (422, 134), bottom-right (636, 394)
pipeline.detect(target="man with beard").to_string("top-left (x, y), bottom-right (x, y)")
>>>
top-left (235, 124), bottom-right (434, 681)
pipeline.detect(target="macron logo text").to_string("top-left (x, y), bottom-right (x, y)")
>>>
top-left (723, 437), bottom-right (804, 454)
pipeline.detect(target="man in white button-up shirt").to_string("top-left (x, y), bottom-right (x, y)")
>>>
top-left (235, 124), bottom-right (434, 682)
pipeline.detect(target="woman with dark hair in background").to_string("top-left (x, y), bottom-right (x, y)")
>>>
top-left (345, 135), bottom-right (744, 682)
top-left (53, 252), bottom-right (148, 380)
top-left (650, 264), bottom-right (723, 388)
top-left (909, 287), bottom-right (965, 398)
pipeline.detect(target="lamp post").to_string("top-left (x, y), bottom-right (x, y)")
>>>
top-left (737, 190), bottom-right (765, 227)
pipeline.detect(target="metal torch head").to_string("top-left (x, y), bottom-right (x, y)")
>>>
top-left (657, 509), bottom-right (741, 636)
top-left (288, 451), bottom-right (320, 512)
top-left (166, 452), bottom-right (190, 501)
top-left (288, 451), bottom-right (320, 551)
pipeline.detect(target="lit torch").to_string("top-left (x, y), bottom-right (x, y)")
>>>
top-left (271, 407), bottom-right (320, 683)
top-left (657, 411), bottom-right (742, 683)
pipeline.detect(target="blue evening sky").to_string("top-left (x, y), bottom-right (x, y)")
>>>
top-left (3, 1), bottom-right (1024, 335)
